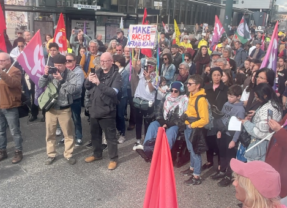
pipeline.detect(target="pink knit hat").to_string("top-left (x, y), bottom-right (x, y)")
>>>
top-left (230, 158), bottom-right (281, 198)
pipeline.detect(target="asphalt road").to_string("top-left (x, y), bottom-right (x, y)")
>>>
top-left (0, 111), bottom-right (240, 208)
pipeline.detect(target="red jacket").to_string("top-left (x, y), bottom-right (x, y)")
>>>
top-left (265, 114), bottom-right (287, 198)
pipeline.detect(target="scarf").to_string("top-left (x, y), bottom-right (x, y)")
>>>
top-left (194, 55), bottom-right (210, 75)
top-left (163, 94), bottom-right (188, 120)
top-left (176, 73), bottom-right (189, 82)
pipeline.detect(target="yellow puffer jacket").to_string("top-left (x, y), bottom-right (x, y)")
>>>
top-left (179, 42), bottom-right (193, 49)
top-left (185, 88), bottom-right (209, 128)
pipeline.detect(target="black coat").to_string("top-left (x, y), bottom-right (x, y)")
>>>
top-left (85, 65), bottom-right (122, 119)
top-left (173, 53), bottom-right (182, 72)
top-left (250, 48), bottom-right (265, 60)
top-left (204, 82), bottom-right (228, 111)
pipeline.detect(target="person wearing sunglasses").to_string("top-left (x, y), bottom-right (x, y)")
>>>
top-left (135, 82), bottom-right (188, 161)
top-left (115, 44), bottom-right (123, 55)
top-left (133, 57), bottom-right (159, 150)
top-left (161, 53), bottom-right (176, 85)
top-left (181, 75), bottom-right (209, 185)
top-left (58, 53), bottom-right (84, 146)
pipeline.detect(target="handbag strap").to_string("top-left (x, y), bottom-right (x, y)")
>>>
top-left (194, 95), bottom-right (205, 120)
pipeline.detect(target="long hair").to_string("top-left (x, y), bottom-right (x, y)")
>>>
top-left (254, 68), bottom-right (275, 87)
top-left (254, 83), bottom-right (282, 113)
top-left (246, 71), bottom-right (257, 93)
top-left (107, 40), bottom-right (118, 51)
top-left (194, 46), bottom-right (209, 62)
top-left (162, 53), bottom-right (173, 65)
top-left (222, 69), bottom-right (234, 87)
top-left (233, 173), bottom-right (281, 208)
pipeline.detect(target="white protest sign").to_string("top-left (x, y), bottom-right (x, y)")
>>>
top-left (202, 23), bottom-right (208, 36)
top-left (127, 25), bottom-right (157, 49)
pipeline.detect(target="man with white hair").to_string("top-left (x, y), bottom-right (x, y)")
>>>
top-left (80, 39), bottom-right (102, 78)
top-left (84, 52), bottom-right (122, 170)
top-left (0, 52), bottom-right (24, 164)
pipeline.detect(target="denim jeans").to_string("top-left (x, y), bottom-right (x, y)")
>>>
top-left (71, 98), bottom-right (83, 140)
top-left (0, 108), bottom-right (23, 151)
top-left (184, 126), bottom-right (202, 176)
top-left (143, 121), bottom-right (178, 149)
top-left (116, 97), bottom-right (127, 136)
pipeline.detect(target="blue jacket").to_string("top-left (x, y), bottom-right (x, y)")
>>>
top-left (234, 47), bottom-right (247, 69)
top-left (161, 63), bottom-right (176, 84)
top-left (119, 67), bottom-right (130, 98)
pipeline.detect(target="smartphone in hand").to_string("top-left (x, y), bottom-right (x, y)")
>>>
top-left (267, 109), bottom-right (273, 122)
top-left (90, 68), bottom-right (96, 74)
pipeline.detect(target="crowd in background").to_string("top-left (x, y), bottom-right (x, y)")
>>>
top-left (0, 24), bottom-right (287, 208)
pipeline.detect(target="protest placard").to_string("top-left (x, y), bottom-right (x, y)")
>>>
top-left (127, 25), bottom-right (157, 49)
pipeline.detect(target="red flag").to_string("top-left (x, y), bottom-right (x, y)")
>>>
top-left (53, 13), bottom-right (67, 53)
top-left (141, 8), bottom-right (152, 57)
top-left (17, 30), bottom-right (45, 87)
top-left (0, 4), bottom-right (7, 52)
top-left (142, 8), bottom-right (147, 24)
top-left (143, 127), bottom-right (178, 208)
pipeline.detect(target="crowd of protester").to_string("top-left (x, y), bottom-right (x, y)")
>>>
top-left (0, 26), bottom-right (287, 207)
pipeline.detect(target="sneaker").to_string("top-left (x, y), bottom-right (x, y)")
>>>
top-left (56, 128), bottom-right (62, 136)
top-left (67, 157), bottom-right (76, 165)
top-left (133, 142), bottom-right (143, 151)
top-left (101, 144), bottom-right (108, 150)
top-left (0, 149), bottom-right (8, 161)
top-left (211, 171), bottom-right (226, 180)
top-left (181, 168), bottom-right (194, 176)
top-left (118, 135), bottom-right (126, 144)
top-left (58, 138), bottom-right (64, 145)
top-left (29, 116), bottom-right (37, 122)
top-left (218, 176), bottom-right (232, 187)
top-left (136, 149), bottom-right (150, 162)
top-left (191, 177), bottom-right (202, 185)
top-left (201, 163), bottom-right (213, 171)
top-left (45, 157), bottom-right (56, 165)
top-left (86, 141), bottom-right (92, 148)
top-left (12, 150), bottom-right (23, 164)
top-left (183, 176), bottom-right (194, 186)
top-left (108, 161), bottom-right (117, 170)
top-left (75, 139), bottom-right (83, 146)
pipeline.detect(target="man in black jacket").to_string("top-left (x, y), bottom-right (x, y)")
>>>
top-left (171, 44), bottom-right (182, 74)
top-left (113, 29), bottom-right (128, 48)
top-left (84, 52), bottom-right (122, 170)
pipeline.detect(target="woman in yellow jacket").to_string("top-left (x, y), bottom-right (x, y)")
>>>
top-left (180, 74), bottom-right (209, 186)
top-left (179, 35), bottom-right (193, 49)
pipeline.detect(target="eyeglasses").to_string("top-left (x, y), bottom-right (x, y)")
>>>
top-left (187, 82), bottom-right (196, 86)
top-left (171, 89), bottom-right (179, 93)
top-left (66, 60), bottom-right (74, 63)
top-left (100, 60), bottom-right (111, 63)
top-left (0, 59), bottom-right (9, 62)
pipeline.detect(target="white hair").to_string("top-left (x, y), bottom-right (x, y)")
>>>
top-left (89, 39), bottom-right (99, 47)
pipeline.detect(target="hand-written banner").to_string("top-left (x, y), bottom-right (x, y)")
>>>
top-left (128, 25), bottom-right (157, 49)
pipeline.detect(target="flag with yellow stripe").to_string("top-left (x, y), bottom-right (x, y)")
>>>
top-left (174, 19), bottom-right (181, 45)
